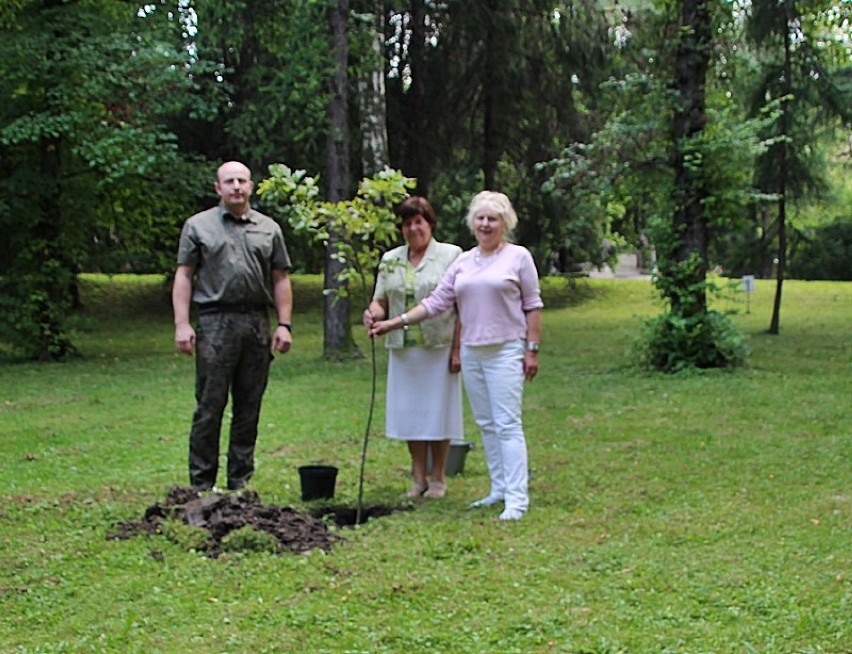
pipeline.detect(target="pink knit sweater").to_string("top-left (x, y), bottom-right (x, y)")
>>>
top-left (421, 243), bottom-right (543, 346)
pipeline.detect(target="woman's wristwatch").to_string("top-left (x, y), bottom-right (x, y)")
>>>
top-left (526, 341), bottom-right (539, 352)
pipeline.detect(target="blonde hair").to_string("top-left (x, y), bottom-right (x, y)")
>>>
top-left (464, 191), bottom-right (518, 241)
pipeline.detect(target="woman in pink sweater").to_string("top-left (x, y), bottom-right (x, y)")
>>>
top-left (368, 191), bottom-right (543, 520)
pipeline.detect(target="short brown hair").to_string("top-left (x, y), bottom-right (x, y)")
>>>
top-left (395, 196), bottom-right (438, 230)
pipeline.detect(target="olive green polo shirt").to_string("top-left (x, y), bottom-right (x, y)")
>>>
top-left (176, 204), bottom-right (291, 307)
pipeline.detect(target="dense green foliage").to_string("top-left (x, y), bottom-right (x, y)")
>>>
top-left (0, 1), bottom-right (850, 360)
top-left (789, 217), bottom-right (852, 280)
top-left (187, 0), bottom-right (332, 169)
top-left (258, 165), bottom-right (415, 305)
top-left (0, 1), bottom-right (210, 359)
top-left (1, 275), bottom-right (850, 651)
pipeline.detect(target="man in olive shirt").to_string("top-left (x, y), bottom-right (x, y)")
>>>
top-left (172, 161), bottom-right (293, 491)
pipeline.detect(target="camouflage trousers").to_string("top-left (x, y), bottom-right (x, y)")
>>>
top-left (188, 310), bottom-right (273, 490)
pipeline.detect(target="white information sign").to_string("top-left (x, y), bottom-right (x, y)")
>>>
top-left (741, 275), bottom-right (755, 313)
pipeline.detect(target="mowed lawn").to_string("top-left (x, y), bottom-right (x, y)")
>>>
top-left (0, 274), bottom-right (850, 653)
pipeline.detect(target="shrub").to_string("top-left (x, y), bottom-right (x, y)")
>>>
top-left (0, 255), bottom-right (77, 361)
top-left (633, 309), bottom-right (749, 373)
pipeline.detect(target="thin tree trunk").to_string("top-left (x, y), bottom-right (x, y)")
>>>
top-left (482, 18), bottom-right (499, 190)
top-left (407, 0), bottom-right (428, 194)
top-left (768, 1), bottom-right (792, 335)
top-left (769, 195), bottom-right (786, 334)
top-left (354, 0), bottom-right (389, 525)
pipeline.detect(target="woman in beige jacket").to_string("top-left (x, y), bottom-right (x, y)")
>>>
top-left (364, 197), bottom-right (462, 499)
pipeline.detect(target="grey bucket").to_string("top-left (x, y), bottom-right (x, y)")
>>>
top-left (427, 440), bottom-right (474, 476)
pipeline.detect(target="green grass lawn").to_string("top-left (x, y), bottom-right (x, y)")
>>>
top-left (1, 274), bottom-right (850, 653)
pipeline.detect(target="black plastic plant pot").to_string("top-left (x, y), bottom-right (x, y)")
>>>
top-left (298, 465), bottom-right (338, 501)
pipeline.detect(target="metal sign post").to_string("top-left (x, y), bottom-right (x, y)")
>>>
top-left (742, 275), bottom-right (755, 314)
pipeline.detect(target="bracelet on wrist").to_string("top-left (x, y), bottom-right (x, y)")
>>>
top-left (278, 322), bottom-right (292, 333)
top-left (400, 312), bottom-right (410, 330)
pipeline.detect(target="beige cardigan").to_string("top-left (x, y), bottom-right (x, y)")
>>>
top-left (373, 239), bottom-right (461, 349)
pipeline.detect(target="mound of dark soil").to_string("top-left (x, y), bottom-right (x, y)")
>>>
top-left (108, 486), bottom-right (340, 557)
top-left (108, 486), bottom-right (406, 558)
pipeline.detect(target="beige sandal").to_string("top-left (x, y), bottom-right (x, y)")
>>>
top-left (423, 480), bottom-right (446, 499)
top-left (405, 481), bottom-right (428, 498)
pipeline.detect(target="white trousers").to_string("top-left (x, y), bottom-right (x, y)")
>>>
top-left (461, 339), bottom-right (529, 512)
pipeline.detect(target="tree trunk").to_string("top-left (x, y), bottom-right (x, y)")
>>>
top-left (670, 0), bottom-right (711, 317)
top-left (34, 135), bottom-right (74, 361)
top-left (358, 0), bottom-right (389, 177)
top-left (324, 0), bottom-right (355, 359)
top-left (32, 0), bottom-right (74, 361)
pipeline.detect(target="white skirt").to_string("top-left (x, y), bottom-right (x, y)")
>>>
top-left (385, 346), bottom-right (463, 441)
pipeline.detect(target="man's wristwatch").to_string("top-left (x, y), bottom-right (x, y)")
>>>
top-left (526, 341), bottom-right (539, 352)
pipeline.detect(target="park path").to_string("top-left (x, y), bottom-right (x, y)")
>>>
top-left (587, 253), bottom-right (652, 280)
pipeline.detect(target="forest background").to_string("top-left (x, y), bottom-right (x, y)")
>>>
top-left (0, 0), bottom-right (850, 362)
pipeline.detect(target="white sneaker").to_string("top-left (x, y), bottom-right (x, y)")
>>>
top-left (499, 508), bottom-right (525, 521)
top-left (469, 495), bottom-right (503, 509)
